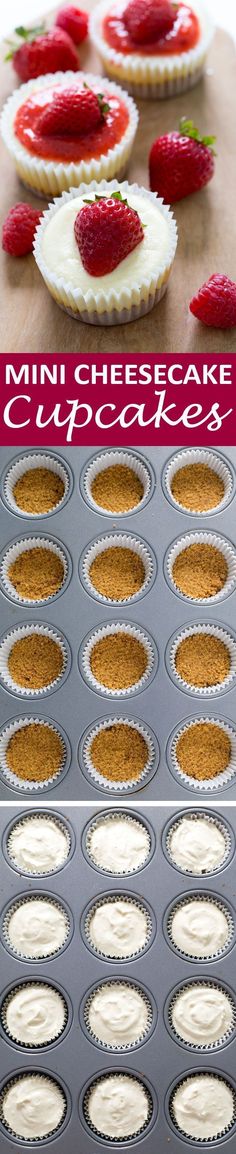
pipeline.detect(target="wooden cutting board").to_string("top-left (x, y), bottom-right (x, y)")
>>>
top-left (0, 6), bottom-right (235, 353)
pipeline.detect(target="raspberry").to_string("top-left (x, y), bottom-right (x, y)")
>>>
top-left (2, 203), bottom-right (42, 257)
top-left (38, 87), bottom-right (106, 137)
top-left (149, 118), bottom-right (215, 202)
top-left (124, 0), bottom-right (175, 44)
top-left (75, 192), bottom-right (144, 276)
top-left (190, 275), bottom-right (236, 329)
top-left (7, 26), bottom-right (79, 82)
top-left (55, 5), bottom-right (88, 44)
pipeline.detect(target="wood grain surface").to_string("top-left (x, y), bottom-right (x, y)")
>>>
top-left (0, 5), bottom-right (235, 353)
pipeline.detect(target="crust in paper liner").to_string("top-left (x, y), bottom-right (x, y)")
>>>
top-left (7, 812), bottom-right (71, 875)
top-left (0, 536), bottom-right (69, 606)
top-left (0, 716), bottom-right (68, 792)
top-left (85, 810), bottom-right (151, 872)
top-left (166, 531), bottom-right (236, 605)
top-left (0, 622), bottom-right (68, 697)
top-left (170, 716), bottom-right (236, 792)
top-left (2, 894), bottom-right (71, 961)
top-left (83, 450), bottom-right (151, 515)
top-left (0, 1072), bottom-right (67, 1141)
top-left (82, 533), bottom-right (154, 604)
top-left (3, 452), bottom-right (70, 517)
top-left (1, 72), bottom-right (139, 196)
top-left (1, 981), bottom-right (68, 1047)
top-left (81, 621), bottom-right (155, 697)
top-left (83, 1072), bottom-right (153, 1140)
top-left (83, 979), bottom-right (153, 1050)
top-left (168, 980), bottom-right (236, 1051)
top-left (166, 810), bottom-right (232, 874)
top-left (33, 179), bottom-right (177, 326)
top-left (90, 0), bottom-right (214, 98)
top-left (164, 449), bottom-right (233, 516)
top-left (82, 716), bottom-right (156, 792)
top-left (167, 893), bottom-right (234, 961)
top-left (168, 623), bottom-right (236, 697)
top-left (84, 893), bottom-right (153, 959)
top-left (169, 1072), bottom-right (236, 1143)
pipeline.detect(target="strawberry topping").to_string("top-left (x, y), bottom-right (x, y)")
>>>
top-left (74, 191), bottom-right (144, 276)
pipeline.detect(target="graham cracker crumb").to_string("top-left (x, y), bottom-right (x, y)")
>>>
top-left (172, 543), bottom-right (228, 600)
top-left (175, 633), bottom-right (231, 688)
top-left (7, 547), bottom-right (65, 601)
top-left (171, 463), bottom-right (225, 512)
top-left (90, 724), bottom-right (148, 782)
top-left (13, 467), bottom-right (65, 514)
top-left (90, 632), bottom-right (148, 690)
top-left (8, 634), bottom-right (64, 690)
top-left (91, 465), bottom-right (144, 513)
top-left (89, 547), bottom-right (145, 601)
top-left (176, 722), bottom-right (231, 781)
top-left (6, 723), bottom-right (64, 782)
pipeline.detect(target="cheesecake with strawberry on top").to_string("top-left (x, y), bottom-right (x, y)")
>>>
top-left (90, 0), bottom-right (213, 98)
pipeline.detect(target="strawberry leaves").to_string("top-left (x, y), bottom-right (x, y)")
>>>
top-left (179, 118), bottom-right (217, 155)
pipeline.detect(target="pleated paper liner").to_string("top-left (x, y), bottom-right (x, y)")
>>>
top-left (81, 532), bottom-right (155, 605)
top-left (165, 809), bottom-right (232, 874)
top-left (163, 448), bottom-right (234, 516)
top-left (0, 622), bottom-right (70, 697)
top-left (83, 978), bottom-right (154, 1051)
top-left (166, 892), bottom-right (235, 962)
top-left (0, 535), bottom-right (70, 606)
top-left (167, 978), bottom-right (236, 1052)
top-left (0, 1071), bottom-right (68, 1142)
top-left (83, 892), bottom-right (154, 960)
top-left (84, 810), bottom-right (152, 873)
top-left (169, 715), bottom-right (236, 793)
top-left (82, 449), bottom-right (153, 516)
top-left (2, 451), bottom-right (71, 518)
top-left (0, 715), bottom-right (70, 792)
top-left (165, 531), bottom-right (236, 604)
top-left (2, 893), bottom-right (72, 961)
top-left (1, 980), bottom-right (69, 1048)
top-left (6, 811), bottom-right (72, 875)
top-left (167, 622), bottom-right (236, 697)
top-left (83, 1071), bottom-right (154, 1142)
top-left (82, 716), bottom-right (157, 793)
top-left (81, 620), bottom-right (156, 697)
top-left (169, 1070), bottom-right (236, 1145)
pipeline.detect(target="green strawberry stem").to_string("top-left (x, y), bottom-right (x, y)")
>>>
top-left (179, 117), bottom-right (216, 154)
top-left (5, 24), bottom-right (45, 59)
top-left (83, 82), bottom-right (109, 119)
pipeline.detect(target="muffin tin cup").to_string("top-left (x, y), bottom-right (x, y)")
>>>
top-left (81, 977), bottom-right (155, 1053)
top-left (0, 622), bottom-right (71, 698)
top-left (166, 622), bottom-right (236, 698)
top-left (82, 891), bottom-right (156, 962)
top-left (80, 621), bottom-right (157, 698)
top-left (4, 810), bottom-right (73, 876)
top-left (0, 978), bottom-right (70, 1051)
top-left (0, 535), bottom-right (71, 606)
top-left (81, 1068), bottom-right (156, 1144)
top-left (1, 892), bottom-right (73, 963)
top-left (81, 449), bottom-right (153, 516)
top-left (81, 716), bottom-right (157, 793)
top-left (168, 716), bottom-right (236, 794)
top-left (83, 808), bottom-right (153, 875)
top-left (163, 809), bottom-right (233, 876)
top-left (0, 1069), bottom-right (70, 1145)
top-left (167, 1069), bottom-right (236, 1146)
top-left (1, 451), bottom-right (72, 519)
top-left (165, 532), bottom-right (236, 605)
top-left (165, 978), bottom-right (236, 1054)
top-left (165, 892), bottom-right (235, 963)
top-left (163, 449), bottom-right (234, 517)
top-left (0, 715), bottom-right (71, 793)
top-left (80, 532), bottom-right (155, 606)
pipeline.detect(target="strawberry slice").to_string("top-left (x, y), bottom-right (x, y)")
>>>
top-left (124, 0), bottom-right (175, 44)
top-left (149, 118), bottom-right (216, 202)
top-left (75, 191), bottom-right (144, 276)
top-left (38, 86), bottom-right (109, 138)
top-left (190, 275), bottom-right (236, 328)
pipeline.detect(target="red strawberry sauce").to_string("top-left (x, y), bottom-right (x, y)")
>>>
top-left (14, 83), bottom-right (129, 162)
top-left (103, 2), bottom-right (199, 54)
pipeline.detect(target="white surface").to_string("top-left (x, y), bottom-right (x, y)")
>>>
top-left (1, 0), bottom-right (236, 38)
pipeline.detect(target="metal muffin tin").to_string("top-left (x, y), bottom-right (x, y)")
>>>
top-left (1, 446), bottom-right (236, 799)
top-left (0, 803), bottom-right (236, 1152)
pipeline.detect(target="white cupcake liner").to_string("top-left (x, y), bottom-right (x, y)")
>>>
top-left (0, 716), bottom-right (67, 792)
top-left (2, 895), bottom-right (71, 961)
top-left (83, 1073), bottom-right (153, 1140)
top-left (82, 533), bottom-right (154, 604)
top-left (168, 623), bottom-right (236, 697)
top-left (0, 1073), bottom-right (67, 1141)
top-left (82, 716), bottom-right (156, 791)
top-left (168, 979), bottom-right (236, 1052)
top-left (85, 811), bottom-right (151, 872)
top-left (1, 981), bottom-right (68, 1048)
top-left (83, 450), bottom-right (151, 515)
top-left (1, 71), bottom-right (138, 197)
top-left (84, 893), bottom-right (153, 960)
top-left (170, 716), bottom-right (236, 792)
top-left (33, 179), bottom-right (177, 326)
top-left (83, 979), bottom-right (153, 1050)
top-left (3, 452), bottom-right (70, 518)
top-left (0, 622), bottom-right (68, 697)
top-left (90, 0), bottom-right (214, 98)
top-left (167, 894), bottom-right (235, 961)
top-left (0, 536), bottom-right (69, 606)
top-left (164, 449), bottom-right (233, 516)
top-left (166, 811), bottom-right (232, 874)
top-left (166, 531), bottom-right (236, 604)
top-left (170, 1072), bottom-right (236, 1143)
top-left (81, 621), bottom-right (155, 697)
top-left (7, 812), bottom-right (71, 875)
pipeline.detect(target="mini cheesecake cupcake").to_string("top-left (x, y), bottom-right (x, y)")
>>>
top-left (171, 1072), bottom-right (235, 1142)
top-left (167, 813), bottom-right (230, 874)
top-left (84, 1072), bottom-right (152, 1139)
top-left (85, 895), bottom-right (152, 959)
top-left (33, 178), bottom-right (177, 326)
top-left (1, 982), bottom-right (67, 1047)
top-left (0, 1073), bottom-right (66, 1141)
top-left (91, 0), bottom-right (213, 99)
top-left (85, 980), bottom-right (152, 1048)
top-left (169, 981), bottom-right (235, 1048)
top-left (3, 895), bottom-right (70, 960)
top-left (7, 813), bottom-right (70, 874)
top-left (1, 72), bottom-right (138, 197)
top-left (86, 812), bottom-right (151, 873)
top-left (168, 895), bottom-right (233, 960)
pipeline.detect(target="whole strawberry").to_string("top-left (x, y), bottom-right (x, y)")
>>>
top-left (5, 25), bottom-right (79, 82)
top-left (75, 191), bottom-right (144, 276)
top-left (124, 0), bottom-right (175, 43)
top-left (190, 275), bottom-right (236, 329)
top-left (55, 5), bottom-right (88, 45)
top-left (38, 86), bottom-right (108, 137)
top-left (2, 203), bottom-right (42, 256)
top-left (149, 118), bottom-right (216, 203)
